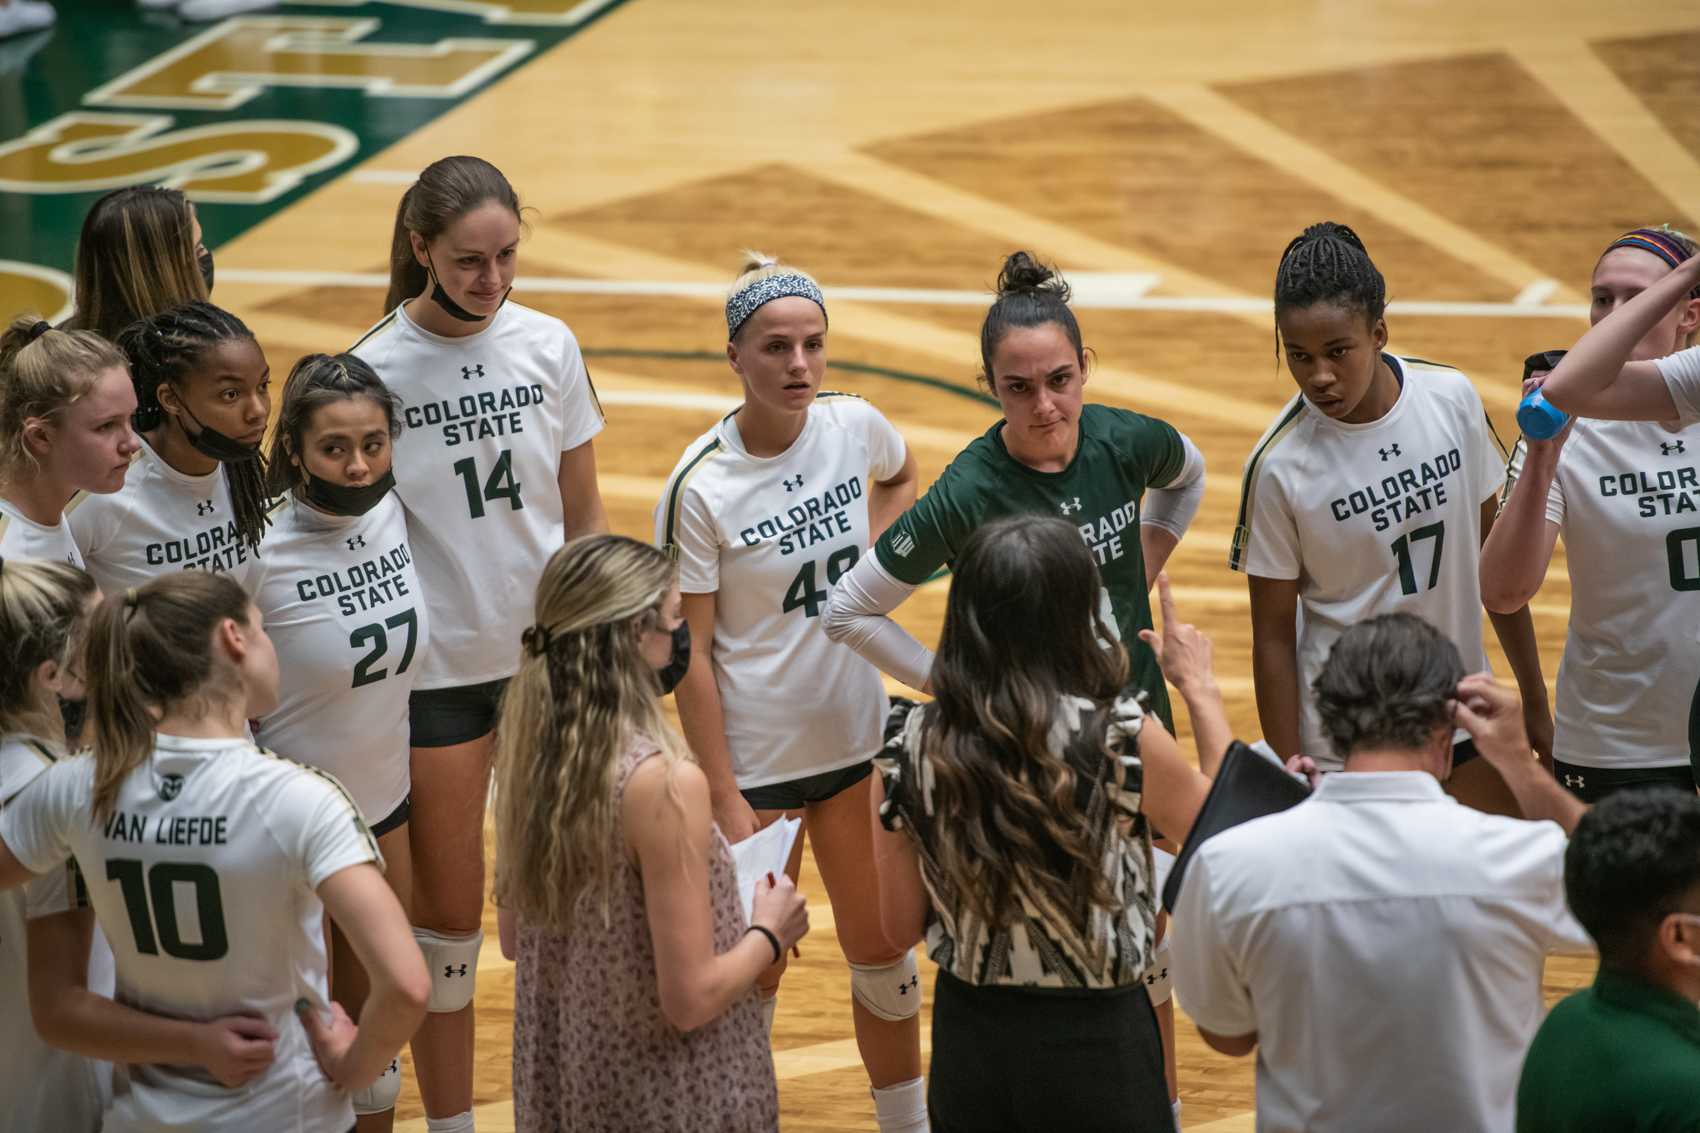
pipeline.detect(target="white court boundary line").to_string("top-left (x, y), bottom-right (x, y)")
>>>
top-left (216, 266), bottom-right (1591, 319)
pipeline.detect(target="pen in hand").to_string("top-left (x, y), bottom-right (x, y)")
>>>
top-left (766, 871), bottom-right (802, 959)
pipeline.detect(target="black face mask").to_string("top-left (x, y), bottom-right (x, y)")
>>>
top-left (425, 249), bottom-right (508, 323)
top-left (656, 620), bottom-right (691, 696)
top-left (58, 695), bottom-right (87, 748)
top-left (178, 402), bottom-right (261, 465)
top-left (197, 245), bottom-right (215, 293)
top-left (304, 469), bottom-right (395, 517)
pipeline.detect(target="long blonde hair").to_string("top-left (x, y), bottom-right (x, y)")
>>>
top-left (0, 315), bottom-right (127, 487)
top-left (493, 534), bottom-right (687, 932)
top-left (84, 572), bottom-right (250, 820)
top-left (0, 559), bottom-right (97, 745)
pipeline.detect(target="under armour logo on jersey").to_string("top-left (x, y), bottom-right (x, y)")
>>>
top-left (1145, 964), bottom-right (1169, 987)
top-left (783, 475), bottom-right (805, 492)
top-left (1662, 440), bottom-right (1687, 455)
top-left (1562, 773), bottom-right (1586, 790)
top-left (1059, 498), bottom-right (1083, 515)
top-left (158, 774), bottom-right (184, 802)
top-left (346, 534), bottom-right (367, 551)
top-left (446, 963), bottom-right (468, 979)
top-left (461, 364), bottom-right (484, 380)
top-left (1379, 444), bottom-right (1402, 462)
top-left (195, 499), bottom-right (215, 516)
top-left (890, 531), bottom-right (916, 558)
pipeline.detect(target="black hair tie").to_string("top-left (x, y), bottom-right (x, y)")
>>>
top-left (26, 320), bottom-right (50, 342)
top-left (520, 624), bottom-right (553, 656)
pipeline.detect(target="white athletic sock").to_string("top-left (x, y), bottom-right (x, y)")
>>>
top-left (760, 993), bottom-right (776, 1036)
top-left (0, 0), bottom-right (54, 37)
top-left (871, 1076), bottom-right (928, 1133)
top-left (425, 1112), bottom-right (475, 1133)
top-left (1172, 1097), bottom-right (1183, 1130)
top-left (175, 0), bottom-right (276, 19)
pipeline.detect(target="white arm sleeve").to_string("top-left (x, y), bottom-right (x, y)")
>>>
top-left (1140, 432), bottom-right (1205, 537)
top-left (822, 553), bottom-right (935, 691)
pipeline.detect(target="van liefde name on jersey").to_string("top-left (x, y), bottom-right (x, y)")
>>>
top-left (1330, 447), bottom-right (1463, 532)
top-left (293, 540), bottom-right (414, 616)
top-left (740, 476), bottom-right (864, 556)
top-left (402, 382), bottom-right (546, 446)
top-left (1599, 465), bottom-right (1700, 517)
top-left (103, 810), bottom-right (228, 846)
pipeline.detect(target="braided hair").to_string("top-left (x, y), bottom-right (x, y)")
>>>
top-left (116, 302), bottom-right (271, 554)
top-left (1273, 222), bottom-right (1387, 357)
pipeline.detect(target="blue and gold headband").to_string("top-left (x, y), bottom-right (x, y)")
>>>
top-left (725, 272), bottom-right (827, 340)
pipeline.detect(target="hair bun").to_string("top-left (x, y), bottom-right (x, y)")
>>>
top-left (738, 249), bottom-right (779, 276)
top-left (995, 251), bottom-right (1070, 303)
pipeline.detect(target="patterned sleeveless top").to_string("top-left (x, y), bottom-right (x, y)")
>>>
top-left (511, 740), bottom-right (779, 1132)
top-left (877, 695), bottom-right (1158, 990)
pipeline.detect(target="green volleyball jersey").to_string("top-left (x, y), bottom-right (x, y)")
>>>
top-left (873, 403), bottom-right (1186, 727)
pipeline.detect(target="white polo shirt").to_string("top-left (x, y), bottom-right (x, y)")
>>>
top-left (1172, 771), bottom-right (1591, 1133)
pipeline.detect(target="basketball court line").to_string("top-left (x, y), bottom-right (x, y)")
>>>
top-left (216, 266), bottom-right (1589, 319)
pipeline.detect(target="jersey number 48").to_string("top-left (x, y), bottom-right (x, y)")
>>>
top-left (783, 546), bottom-right (860, 619)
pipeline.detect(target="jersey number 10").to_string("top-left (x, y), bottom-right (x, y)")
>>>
top-left (783, 546), bottom-right (860, 619)
top-left (108, 858), bottom-right (229, 961)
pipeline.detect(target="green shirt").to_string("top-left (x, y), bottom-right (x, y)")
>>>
top-left (1517, 968), bottom-right (1700, 1132)
top-left (873, 403), bottom-right (1185, 728)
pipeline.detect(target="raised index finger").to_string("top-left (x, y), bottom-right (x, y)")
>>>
top-left (1155, 571), bottom-right (1177, 626)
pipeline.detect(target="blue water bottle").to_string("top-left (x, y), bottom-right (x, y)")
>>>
top-left (1516, 350), bottom-right (1570, 441)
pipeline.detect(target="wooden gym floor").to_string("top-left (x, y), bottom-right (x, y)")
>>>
top-left (14, 0), bottom-right (1700, 1127)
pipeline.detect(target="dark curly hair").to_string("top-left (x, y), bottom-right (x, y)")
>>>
top-left (1565, 789), bottom-right (1700, 965)
top-left (1311, 613), bottom-right (1463, 760)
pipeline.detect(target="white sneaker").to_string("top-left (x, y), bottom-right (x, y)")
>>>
top-left (175, 0), bottom-right (276, 18)
top-left (0, 1), bottom-right (55, 38)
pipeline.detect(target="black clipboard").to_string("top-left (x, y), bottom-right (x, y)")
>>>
top-left (1162, 740), bottom-right (1312, 913)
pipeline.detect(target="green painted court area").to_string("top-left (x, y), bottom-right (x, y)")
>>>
top-left (0, 0), bottom-right (623, 290)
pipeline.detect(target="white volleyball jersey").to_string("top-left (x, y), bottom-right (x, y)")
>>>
top-left (0, 735), bottom-right (112, 1133)
top-left (0, 736), bottom-right (380, 1133)
top-left (0, 497), bottom-right (83, 566)
top-left (1503, 419), bottom-right (1700, 769)
top-left (351, 302), bottom-right (604, 689)
top-left (1230, 356), bottom-right (1506, 766)
top-left (656, 394), bottom-right (908, 787)
top-left (1659, 346), bottom-right (1700, 426)
top-left (252, 493), bottom-right (427, 822)
top-left (68, 437), bottom-right (259, 596)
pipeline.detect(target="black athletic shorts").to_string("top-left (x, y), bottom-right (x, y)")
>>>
top-left (370, 795), bottom-right (412, 839)
top-left (1554, 760), bottom-right (1696, 804)
top-left (408, 679), bottom-right (509, 749)
top-left (741, 759), bottom-right (873, 812)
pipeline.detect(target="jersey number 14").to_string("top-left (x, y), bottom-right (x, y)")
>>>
top-left (453, 449), bottom-right (523, 519)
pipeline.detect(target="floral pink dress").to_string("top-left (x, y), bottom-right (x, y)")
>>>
top-left (512, 742), bottom-right (780, 1132)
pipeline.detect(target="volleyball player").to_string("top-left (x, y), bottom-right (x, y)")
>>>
top-left (251, 353), bottom-right (426, 1130)
top-left (71, 303), bottom-right (270, 594)
top-left (1231, 222), bottom-right (1549, 805)
top-left (0, 317), bottom-right (138, 565)
top-left (63, 186), bottom-right (212, 344)
top-left (1481, 227), bottom-right (1700, 800)
top-left (351, 154), bottom-right (606, 1133)
top-left (0, 571), bottom-right (428, 1133)
top-left (658, 255), bottom-right (925, 1131)
top-left (822, 252), bottom-right (1205, 728)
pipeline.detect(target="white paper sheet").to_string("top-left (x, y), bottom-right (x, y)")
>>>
top-left (729, 815), bottom-right (802, 924)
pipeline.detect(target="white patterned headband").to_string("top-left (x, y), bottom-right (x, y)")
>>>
top-left (725, 272), bottom-right (827, 340)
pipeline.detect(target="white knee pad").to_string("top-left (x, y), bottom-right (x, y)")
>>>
top-left (849, 950), bottom-right (921, 1022)
top-left (1143, 937), bottom-right (1173, 1007)
top-left (414, 926), bottom-right (482, 1013)
top-left (352, 1056), bottom-right (401, 1115)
